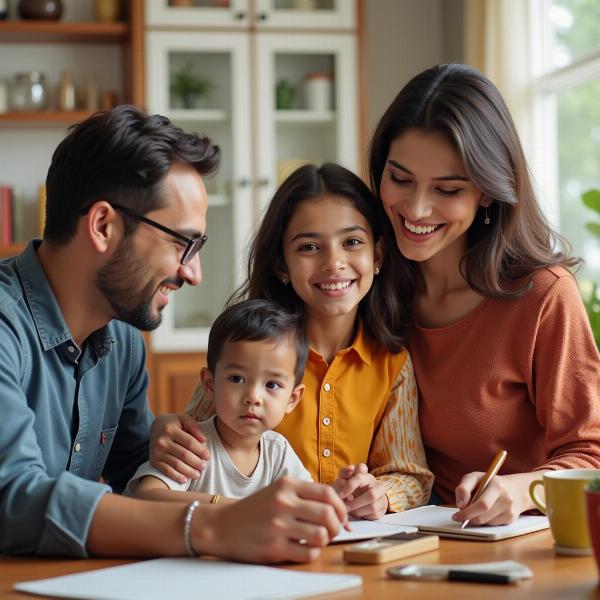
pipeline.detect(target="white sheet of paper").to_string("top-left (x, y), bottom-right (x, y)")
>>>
top-left (379, 505), bottom-right (549, 540)
top-left (14, 558), bottom-right (362, 600)
top-left (331, 518), bottom-right (417, 543)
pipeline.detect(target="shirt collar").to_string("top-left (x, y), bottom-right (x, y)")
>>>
top-left (308, 321), bottom-right (372, 366)
top-left (16, 239), bottom-right (114, 357)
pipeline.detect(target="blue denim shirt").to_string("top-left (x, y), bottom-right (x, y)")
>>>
top-left (0, 240), bottom-right (153, 556)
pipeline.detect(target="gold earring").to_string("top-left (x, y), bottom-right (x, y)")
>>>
top-left (374, 266), bottom-right (380, 275)
top-left (484, 205), bottom-right (491, 225)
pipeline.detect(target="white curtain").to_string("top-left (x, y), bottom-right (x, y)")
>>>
top-left (463, 0), bottom-right (534, 159)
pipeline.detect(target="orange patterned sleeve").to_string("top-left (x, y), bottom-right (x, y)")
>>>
top-left (185, 380), bottom-right (215, 421)
top-left (368, 353), bottom-right (433, 512)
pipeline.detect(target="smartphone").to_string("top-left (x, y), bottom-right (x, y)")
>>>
top-left (343, 532), bottom-right (439, 564)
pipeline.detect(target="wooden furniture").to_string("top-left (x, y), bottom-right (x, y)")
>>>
top-left (1, 531), bottom-right (599, 599)
top-left (0, 3), bottom-right (144, 122)
top-left (151, 351), bottom-right (205, 415)
top-left (0, 0), bottom-right (144, 257)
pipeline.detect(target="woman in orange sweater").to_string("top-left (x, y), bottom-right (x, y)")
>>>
top-left (369, 63), bottom-right (600, 526)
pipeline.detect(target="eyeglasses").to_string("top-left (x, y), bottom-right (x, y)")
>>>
top-left (109, 203), bottom-right (207, 266)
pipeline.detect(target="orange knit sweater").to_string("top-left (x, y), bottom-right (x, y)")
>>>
top-left (410, 267), bottom-right (600, 504)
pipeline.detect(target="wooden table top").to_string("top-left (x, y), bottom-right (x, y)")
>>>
top-left (1, 530), bottom-right (599, 599)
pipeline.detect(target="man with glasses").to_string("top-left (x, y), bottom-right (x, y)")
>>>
top-left (0, 105), bottom-right (346, 561)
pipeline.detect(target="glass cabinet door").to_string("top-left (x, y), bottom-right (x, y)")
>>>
top-left (254, 0), bottom-right (355, 29)
top-left (255, 32), bottom-right (359, 213)
top-left (145, 0), bottom-right (250, 28)
top-left (146, 31), bottom-right (252, 351)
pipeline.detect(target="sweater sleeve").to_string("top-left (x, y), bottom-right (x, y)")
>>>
top-left (531, 273), bottom-right (600, 471)
top-left (368, 353), bottom-right (433, 511)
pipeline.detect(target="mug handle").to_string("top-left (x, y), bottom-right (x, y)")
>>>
top-left (529, 479), bottom-right (547, 514)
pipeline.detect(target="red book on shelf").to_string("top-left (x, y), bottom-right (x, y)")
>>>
top-left (0, 186), bottom-right (14, 245)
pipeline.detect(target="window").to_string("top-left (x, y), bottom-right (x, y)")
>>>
top-left (531, 0), bottom-right (600, 285)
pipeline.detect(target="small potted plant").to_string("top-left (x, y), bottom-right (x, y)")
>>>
top-left (586, 476), bottom-right (600, 577)
top-left (170, 62), bottom-right (213, 109)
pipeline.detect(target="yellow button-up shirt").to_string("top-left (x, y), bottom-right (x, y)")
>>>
top-left (187, 326), bottom-right (432, 512)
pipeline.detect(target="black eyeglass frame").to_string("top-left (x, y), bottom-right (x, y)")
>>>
top-left (83, 202), bottom-right (207, 265)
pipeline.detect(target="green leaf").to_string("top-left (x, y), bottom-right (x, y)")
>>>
top-left (585, 222), bottom-right (600, 237)
top-left (590, 477), bottom-right (600, 493)
top-left (582, 189), bottom-right (600, 214)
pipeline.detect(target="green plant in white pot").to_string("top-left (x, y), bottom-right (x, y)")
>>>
top-left (581, 189), bottom-right (600, 348)
top-left (170, 62), bottom-right (213, 109)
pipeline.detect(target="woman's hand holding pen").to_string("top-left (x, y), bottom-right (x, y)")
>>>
top-left (333, 463), bottom-right (389, 520)
top-left (452, 472), bottom-right (546, 526)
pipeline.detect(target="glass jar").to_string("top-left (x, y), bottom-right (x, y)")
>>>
top-left (303, 72), bottom-right (333, 111)
top-left (10, 71), bottom-right (49, 111)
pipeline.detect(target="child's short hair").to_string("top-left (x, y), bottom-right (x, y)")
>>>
top-left (206, 299), bottom-right (308, 386)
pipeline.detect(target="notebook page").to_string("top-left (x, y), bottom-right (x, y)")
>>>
top-left (379, 505), bottom-right (548, 539)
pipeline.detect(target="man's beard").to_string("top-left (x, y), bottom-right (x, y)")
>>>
top-left (96, 238), bottom-right (180, 331)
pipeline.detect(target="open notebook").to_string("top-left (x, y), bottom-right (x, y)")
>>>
top-left (379, 505), bottom-right (549, 541)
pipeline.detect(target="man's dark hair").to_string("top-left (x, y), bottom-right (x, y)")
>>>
top-left (44, 105), bottom-right (220, 243)
top-left (206, 299), bottom-right (308, 387)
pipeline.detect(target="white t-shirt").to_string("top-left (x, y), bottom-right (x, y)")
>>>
top-left (127, 416), bottom-right (312, 498)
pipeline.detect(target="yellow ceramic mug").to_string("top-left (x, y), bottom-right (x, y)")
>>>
top-left (529, 469), bottom-right (600, 555)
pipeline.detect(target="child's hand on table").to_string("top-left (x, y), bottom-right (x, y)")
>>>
top-left (332, 463), bottom-right (389, 520)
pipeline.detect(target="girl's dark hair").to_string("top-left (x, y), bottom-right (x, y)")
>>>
top-left (207, 299), bottom-right (309, 387)
top-left (45, 105), bottom-right (220, 243)
top-left (368, 63), bottom-right (581, 298)
top-left (230, 163), bottom-right (411, 353)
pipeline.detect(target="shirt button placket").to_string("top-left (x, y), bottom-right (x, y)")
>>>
top-left (320, 380), bottom-right (334, 481)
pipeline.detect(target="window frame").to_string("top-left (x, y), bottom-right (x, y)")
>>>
top-left (529, 0), bottom-right (600, 232)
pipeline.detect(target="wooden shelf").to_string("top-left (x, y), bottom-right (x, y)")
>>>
top-left (0, 110), bottom-right (94, 127)
top-left (0, 243), bottom-right (26, 258)
top-left (0, 21), bottom-right (128, 44)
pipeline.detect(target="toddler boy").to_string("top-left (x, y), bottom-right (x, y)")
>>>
top-left (128, 299), bottom-right (311, 502)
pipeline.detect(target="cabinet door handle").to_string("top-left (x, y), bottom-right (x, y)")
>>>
top-left (235, 11), bottom-right (247, 20)
top-left (256, 12), bottom-right (268, 20)
top-left (237, 178), bottom-right (251, 188)
top-left (257, 178), bottom-right (270, 187)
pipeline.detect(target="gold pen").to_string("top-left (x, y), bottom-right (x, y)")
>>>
top-left (460, 450), bottom-right (508, 529)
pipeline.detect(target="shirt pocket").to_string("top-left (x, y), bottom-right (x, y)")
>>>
top-left (95, 424), bottom-right (118, 479)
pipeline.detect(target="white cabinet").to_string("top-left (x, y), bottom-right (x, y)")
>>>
top-left (145, 1), bottom-right (359, 352)
top-left (255, 33), bottom-right (358, 212)
top-left (146, 31), bottom-right (253, 351)
top-left (145, 0), bottom-right (355, 29)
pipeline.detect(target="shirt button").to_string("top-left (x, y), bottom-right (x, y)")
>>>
top-left (322, 448), bottom-right (331, 457)
top-left (322, 417), bottom-right (331, 426)
top-left (67, 346), bottom-right (75, 353)
top-left (74, 442), bottom-right (81, 452)
top-left (323, 383), bottom-right (331, 392)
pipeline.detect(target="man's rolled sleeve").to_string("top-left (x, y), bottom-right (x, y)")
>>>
top-left (38, 473), bottom-right (110, 557)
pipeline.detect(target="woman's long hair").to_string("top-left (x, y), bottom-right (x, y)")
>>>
top-left (369, 63), bottom-right (581, 298)
top-left (230, 163), bottom-right (412, 352)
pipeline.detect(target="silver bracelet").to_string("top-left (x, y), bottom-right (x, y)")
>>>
top-left (183, 500), bottom-right (200, 557)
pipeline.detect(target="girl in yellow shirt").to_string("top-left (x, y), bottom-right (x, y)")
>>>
top-left (189, 163), bottom-right (432, 518)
